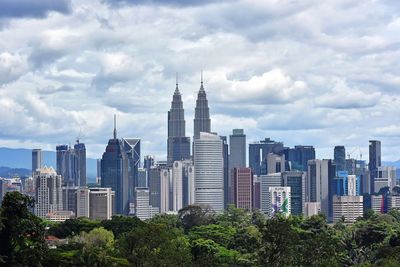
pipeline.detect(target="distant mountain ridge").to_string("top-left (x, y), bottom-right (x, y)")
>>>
top-left (0, 167), bottom-right (30, 178)
top-left (0, 147), bottom-right (97, 182)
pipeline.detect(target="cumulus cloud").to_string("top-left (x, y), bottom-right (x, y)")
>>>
top-left (316, 80), bottom-right (381, 109)
top-left (217, 69), bottom-right (307, 104)
top-left (0, 0), bottom-right (399, 161)
top-left (91, 53), bottom-right (144, 91)
top-left (0, 0), bottom-right (71, 19)
top-left (103, 0), bottom-right (224, 7)
top-left (37, 85), bottom-right (74, 95)
top-left (0, 52), bottom-right (29, 84)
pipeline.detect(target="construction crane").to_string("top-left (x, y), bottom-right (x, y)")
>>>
top-left (347, 147), bottom-right (363, 160)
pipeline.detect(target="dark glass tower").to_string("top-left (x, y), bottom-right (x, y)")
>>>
top-left (123, 138), bottom-right (140, 202)
top-left (249, 138), bottom-right (284, 176)
top-left (220, 136), bottom-right (229, 208)
top-left (167, 79), bottom-right (190, 166)
top-left (56, 141), bottom-right (86, 187)
top-left (74, 141), bottom-right (86, 186)
top-left (101, 116), bottom-right (129, 215)
top-left (193, 74), bottom-right (211, 140)
top-left (334, 146), bottom-right (346, 173)
top-left (369, 140), bottom-right (381, 193)
top-left (56, 144), bottom-right (75, 186)
top-left (284, 145), bottom-right (315, 172)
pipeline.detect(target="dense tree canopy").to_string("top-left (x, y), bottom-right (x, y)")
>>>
top-left (4, 192), bottom-right (400, 266)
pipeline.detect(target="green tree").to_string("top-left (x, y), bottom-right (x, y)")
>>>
top-left (178, 205), bottom-right (215, 233)
top-left (147, 213), bottom-right (180, 229)
top-left (101, 215), bottom-right (144, 238)
top-left (259, 215), bottom-right (300, 266)
top-left (118, 223), bottom-right (191, 266)
top-left (48, 217), bottom-right (101, 238)
top-left (191, 238), bottom-right (240, 267)
top-left (296, 215), bottom-right (341, 266)
top-left (0, 191), bottom-right (47, 266)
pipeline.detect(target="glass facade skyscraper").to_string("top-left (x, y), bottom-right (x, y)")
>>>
top-left (334, 146), bottom-right (346, 172)
top-left (193, 76), bottom-right (211, 140)
top-left (100, 119), bottom-right (130, 215)
top-left (249, 138), bottom-right (284, 176)
top-left (167, 81), bottom-right (190, 166)
top-left (284, 145), bottom-right (315, 172)
top-left (369, 140), bottom-right (381, 193)
top-left (56, 141), bottom-right (86, 187)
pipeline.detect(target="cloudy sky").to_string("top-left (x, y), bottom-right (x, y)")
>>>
top-left (0, 0), bottom-right (399, 162)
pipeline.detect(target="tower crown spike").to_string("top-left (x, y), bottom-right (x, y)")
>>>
top-left (113, 114), bottom-right (117, 139)
top-left (200, 71), bottom-right (204, 91)
top-left (175, 72), bottom-right (179, 93)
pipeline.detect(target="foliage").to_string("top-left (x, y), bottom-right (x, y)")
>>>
top-left (117, 223), bottom-right (191, 266)
top-left (48, 217), bottom-right (101, 238)
top-left (0, 191), bottom-right (47, 266)
top-left (178, 205), bottom-right (215, 233)
top-left (4, 193), bottom-right (400, 266)
top-left (101, 215), bottom-right (144, 237)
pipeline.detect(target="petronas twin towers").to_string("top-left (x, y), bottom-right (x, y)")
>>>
top-left (167, 75), bottom-right (211, 166)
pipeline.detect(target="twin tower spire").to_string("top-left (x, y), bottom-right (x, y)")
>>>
top-left (167, 73), bottom-right (211, 166)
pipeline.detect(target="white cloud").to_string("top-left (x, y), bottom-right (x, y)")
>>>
top-left (0, 0), bottom-right (399, 161)
top-left (0, 52), bottom-right (29, 84)
top-left (218, 69), bottom-right (307, 104)
top-left (315, 80), bottom-right (381, 109)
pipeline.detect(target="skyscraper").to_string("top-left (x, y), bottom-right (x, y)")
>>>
top-left (56, 141), bottom-right (86, 187)
top-left (249, 138), bottom-right (284, 176)
top-left (193, 75), bottom-right (211, 140)
top-left (229, 129), bottom-right (246, 206)
top-left (334, 146), bottom-right (346, 172)
top-left (282, 171), bottom-right (306, 216)
top-left (260, 173), bottom-right (282, 216)
top-left (233, 167), bottom-right (253, 210)
top-left (220, 136), bottom-right (229, 208)
top-left (122, 138), bottom-right (140, 201)
top-left (194, 132), bottom-right (223, 212)
top-left (266, 153), bottom-right (286, 174)
top-left (74, 141), bottom-right (86, 186)
top-left (369, 140), bottom-right (381, 193)
top-left (138, 168), bottom-right (147, 188)
top-left (229, 129), bottom-right (246, 169)
top-left (167, 79), bottom-right (190, 166)
top-left (172, 161), bottom-right (184, 211)
top-left (32, 149), bottom-right (42, 173)
top-left (56, 144), bottom-right (74, 186)
top-left (307, 159), bottom-right (336, 221)
top-left (284, 145), bottom-right (316, 172)
top-left (89, 188), bottom-right (115, 220)
top-left (34, 167), bottom-right (63, 218)
top-left (101, 116), bottom-right (129, 215)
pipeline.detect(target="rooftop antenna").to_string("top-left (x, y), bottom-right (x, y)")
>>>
top-left (175, 72), bottom-right (179, 92)
top-left (113, 114), bottom-right (117, 139)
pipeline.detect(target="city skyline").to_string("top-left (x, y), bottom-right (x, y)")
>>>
top-left (0, 0), bottom-right (399, 161)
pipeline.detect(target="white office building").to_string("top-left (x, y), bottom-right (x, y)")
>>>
top-left (304, 202), bottom-right (321, 217)
top-left (76, 187), bottom-right (90, 218)
top-left (332, 195), bottom-right (363, 223)
top-left (89, 188), bottom-right (115, 220)
top-left (160, 168), bottom-right (170, 213)
top-left (34, 167), bottom-right (63, 219)
top-left (260, 173), bottom-right (281, 216)
top-left (194, 132), bottom-right (224, 212)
